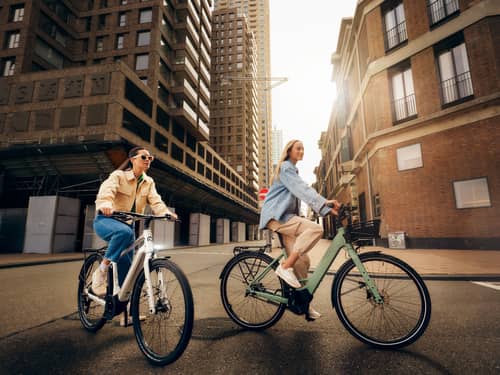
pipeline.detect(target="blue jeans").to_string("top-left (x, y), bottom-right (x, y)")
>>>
top-left (93, 215), bottom-right (135, 286)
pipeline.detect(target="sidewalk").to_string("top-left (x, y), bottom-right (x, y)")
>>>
top-left (270, 239), bottom-right (500, 281)
top-left (1, 240), bottom-right (500, 280)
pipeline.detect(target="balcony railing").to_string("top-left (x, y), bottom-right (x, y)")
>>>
top-left (184, 56), bottom-right (198, 80)
top-left (200, 62), bottom-right (210, 84)
top-left (441, 71), bottom-right (473, 104)
top-left (183, 101), bottom-right (197, 122)
top-left (199, 99), bottom-right (210, 120)
top-left (392, 93), bottom-right (417, 122)
top-left (184, 79), bottom-right (198, 101)
top-left (185, 36), bottom-right (199, 63)
top-left (199, 79), bottom-right (210, 100)
top-left (201, 26), bottom-right (211, 49)
top-left (428, 0), bottom-right (459, 25)
top-left (186, 16), bottom-right (199, 43)
top-left (385, 20), bottom-right (407, 50)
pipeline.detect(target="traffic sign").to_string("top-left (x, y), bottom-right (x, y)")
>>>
top-left (258, 188), bottom-right (269, 201)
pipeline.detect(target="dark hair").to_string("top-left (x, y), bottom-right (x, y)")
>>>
top-left (117, 146), bottom-right (148, 170)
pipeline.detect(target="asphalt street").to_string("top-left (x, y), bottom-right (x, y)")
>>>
top-left (0, 246), bottom-right (499, 374)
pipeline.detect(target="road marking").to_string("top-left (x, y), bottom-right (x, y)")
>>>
top-left (472, 281), bottom-right (500, 291)
top-left (161, 251), bottom-right (231, 256)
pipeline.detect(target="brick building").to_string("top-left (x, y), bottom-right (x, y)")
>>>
top-left (209, 7), bottom-right (260, 196)
top-left (315, 0), bottom-right (499, 249)
top-left (0, 0), bottom-right (260, 250)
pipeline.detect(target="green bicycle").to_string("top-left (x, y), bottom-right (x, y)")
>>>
top-left (219, 205), bottom-right (431, 349)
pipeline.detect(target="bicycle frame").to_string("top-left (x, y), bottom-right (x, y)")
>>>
top-left (85, 227), bottom-right (165, 314)
top-left (248, 226), bottom-right (383, 305)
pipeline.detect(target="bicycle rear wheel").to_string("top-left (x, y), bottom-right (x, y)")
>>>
top-left (332, 252), bottom-right (431, 349)
top-left (220, 252), bottom-right (286, 330)
top-left (77, 253), bottom-right (107, 332)
top-left (131, 258), bottom-right (194, 366)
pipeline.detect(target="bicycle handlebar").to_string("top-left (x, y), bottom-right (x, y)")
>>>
top-left (100, 210), bottom-right (180, 223)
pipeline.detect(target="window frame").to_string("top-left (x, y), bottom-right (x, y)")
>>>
top-left (435, 33), bottom-right (474, 107)
top-left (453, 177), bottom-right (491, 209)
top-left (382, 0), bottom-right (408, 52)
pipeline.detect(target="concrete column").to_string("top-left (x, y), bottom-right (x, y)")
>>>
top-left (231, 221), bottom-right (246, 242)
top-left (216, 218), bottom-right (230, 244)
top-left (83, 204), bottom-right (107, 250)
top-left (189, 213), bottom-right (211, 246)
top-left (152, 207), bottom-right (176, 249)
top-left (24, 196), bottom-right (80, 253)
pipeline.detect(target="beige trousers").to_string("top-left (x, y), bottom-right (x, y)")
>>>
top-left (267, 216), bottom-right (324, 280)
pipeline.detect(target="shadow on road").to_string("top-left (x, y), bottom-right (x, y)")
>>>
top-left (341, 345), bottom-right (453, 374)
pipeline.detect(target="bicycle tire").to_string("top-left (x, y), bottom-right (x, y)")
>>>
top-left (220, 251), bottom-right (286, 330)
top-left (131, 258), bottom-right (194, 366)
top-left (332, 252), bottom-right (431, 349)
top-left (77, 252), bottom-right (107, 332)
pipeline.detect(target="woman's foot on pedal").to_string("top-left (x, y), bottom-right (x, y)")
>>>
top-left (275, 265), bottom-right (301, 288)
top-left (308, 306), bottom-right (322, 320)
top-left (91, 268), bottom-right (107, 297)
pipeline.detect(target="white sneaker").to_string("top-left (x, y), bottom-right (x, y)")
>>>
top-left (308, 306), bottom-right (322, 320)
top-left (91, 268), bottom-right (107, 297)
top-left (275, 265), bottom-right (301, 289)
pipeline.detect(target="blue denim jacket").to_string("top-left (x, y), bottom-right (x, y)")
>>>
top-left (259, 160), bottom-right (331, 229)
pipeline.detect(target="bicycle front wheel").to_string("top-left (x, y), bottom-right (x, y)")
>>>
top-left (77, 253), bottom-right (106, 332)
top-left (220, 252), bottom-right (286, 330)
top-left (332, 252), bottom-right (431, 349)
top-left (130, 258), bottom-right (194, 366)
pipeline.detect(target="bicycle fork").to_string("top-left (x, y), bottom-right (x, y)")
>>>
top-left (345, 244), bottom-right (384, 304)
top-left (142, 229), bottom-right (157, 314)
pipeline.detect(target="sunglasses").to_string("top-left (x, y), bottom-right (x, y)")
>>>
top-left (135, 154), bottom-right (154, 161)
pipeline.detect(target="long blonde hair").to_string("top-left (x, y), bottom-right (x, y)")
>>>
top-left (270, 139), bottom-right (301, 185)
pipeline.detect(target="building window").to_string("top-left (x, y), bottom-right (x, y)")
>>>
top-left (135, 54), bottom-right (149, 70)
top-left (10, 4), bottom-right (25, 22)
top-left (383, 2), bottom-right (407, 50)
top-left (396, 143), bottom-right (423, 171)
top-left (373, 194), bottom-right (381, 218)
top-left (96, 37), bottom-right (104, 51)
top-left (391, 66), bottom-right (416, 122)
top-left (453, 177), bottom-right (491, 209)
top-left (137, 31), bottom-right (151, 46)
top-left (2, 58), bottom-right (16, 76)
top-left (118, 12), bottom-right (127, 26)
top-left (139, 8), bottom-right (153, 23)
top-left (436, 38), bottom-right (473, 105)
top-left (116, 34), bottom-right (125, 49)
top-left (98, 14), bottom-right (107, 30)
top-left (428, 0), bottom-right (459, 26)
top-left (5, 31), bottom-right (21, 49)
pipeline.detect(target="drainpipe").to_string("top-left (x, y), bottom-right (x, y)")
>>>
top-left (366, 152), bottom-right (373, 220)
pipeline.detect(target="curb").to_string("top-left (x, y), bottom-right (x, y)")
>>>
top-left (0, 257), bottom-right (83, 270)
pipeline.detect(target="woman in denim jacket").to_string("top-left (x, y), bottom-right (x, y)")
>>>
top-left (259, 140), bottom-right (340, 319)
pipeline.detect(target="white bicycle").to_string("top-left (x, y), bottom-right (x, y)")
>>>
top-left (77, 211), bottom-right (193, 366)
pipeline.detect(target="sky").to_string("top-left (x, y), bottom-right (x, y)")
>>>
top-left (269, 0), bottom-right (358, 184)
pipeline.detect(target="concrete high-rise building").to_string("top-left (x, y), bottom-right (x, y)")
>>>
top-left (315, 0), bottom-right (499, 249)
top-left (214, 0), bottom-right (271, 188)
top-left (271, 125), bottom-right (282, 172)
top-left (209, 7), bottom-right (260, 196)
top-left (0, 0), bottom-right (260, 249)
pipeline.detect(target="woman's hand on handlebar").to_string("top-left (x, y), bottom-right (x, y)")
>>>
top-left (167, 211), bottom-right (178, 221)
top-left (101, 207), bottom-right (114, 216)
top-left (326, 200), bottom-right (341, 216)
